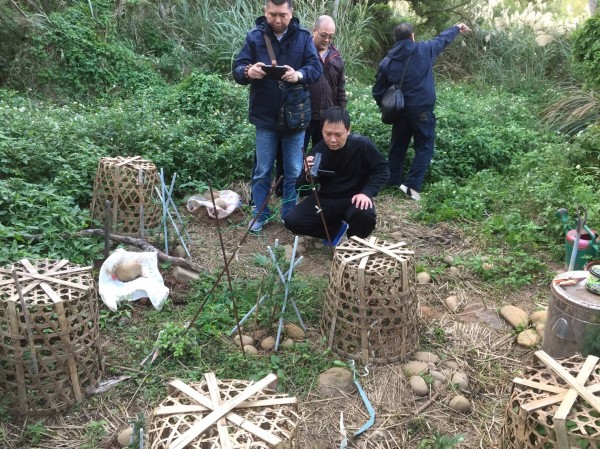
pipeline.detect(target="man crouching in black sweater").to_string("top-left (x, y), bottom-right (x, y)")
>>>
top-left (283, 106), bottom-right (389, 246)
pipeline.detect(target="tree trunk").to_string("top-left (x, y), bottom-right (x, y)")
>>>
top-left (590, 0), bottom-right (597, 15)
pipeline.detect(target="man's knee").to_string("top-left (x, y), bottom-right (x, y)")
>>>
top-left (346, 207), bottom-right (376, 238)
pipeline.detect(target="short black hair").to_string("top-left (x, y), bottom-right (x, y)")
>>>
top-left (394, 22), bottom-right (414, 42)
top-left (265, 0), bottom-right (293, 8)
top-left (322, 106), bottom-right (350, 130)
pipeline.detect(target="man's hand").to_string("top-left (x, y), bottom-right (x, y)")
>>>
top-left (352, 193), bottom-right (373, 210)
top-left (304, 155), bottom-right (315, 172)
top-left (247, 62), bottom-right (267, 80)
top-left (282, 65), bottom-right (301, 83)
top-left (456, 23), bottom-right (471, 34)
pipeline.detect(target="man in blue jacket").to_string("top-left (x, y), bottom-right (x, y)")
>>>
top-left (233, 0), bottom-right (322, 232)
top-left (372, 22), bottom-right (470, 201)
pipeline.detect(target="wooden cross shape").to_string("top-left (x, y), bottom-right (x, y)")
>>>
top-left (157, 373), bottom-right (296, 449)
top-left (512, 350), bottom-right (600, 449)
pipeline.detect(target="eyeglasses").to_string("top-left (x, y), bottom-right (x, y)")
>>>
top-left (316, 31), bottom-right (335, 41)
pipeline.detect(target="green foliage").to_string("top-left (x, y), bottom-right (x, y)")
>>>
top-left (24, 421), bottom-right (47, 445)
top-left (82, 420), bottom-right (107, 449)
top-left (572, 14), bottom-right (600, 89)
top-left (418, 430), bottom-right (465, 449)
top-left (156, 322), bottom-right (199, 359)
top-left (0, 179), bottom-right (99, 266)
top-left (10, 1), bottom-right (163, 99)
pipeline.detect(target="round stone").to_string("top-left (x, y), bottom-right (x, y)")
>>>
top-left (445, 295), bottom-right (459, 313)
top-left (517, 329), bottom-right (541, 348)
top-left (448, 395), bottom-right (472, 413)
top-left (417, 272), bottom-right (431, 284)
top-left (117, 427), bottom-right (134, 446)
top-left (500, 305), bottom-right (529, 329)
top-left (409, 376), bottom-right (429, 396)
top-left (451, 371), bottom-right (469, 392)
top-left (260, 336), bottom-right (275, 350)
top-left (318, 367), bottom-right (356, 397)
top-left (233, 334), bottom-right (255, 346)
top-left (443, 255), bottom-right (455, 265)
top-left (285, 323), bottom-right (305, 340)
top-left (402, 361), bottom-right (429, 377)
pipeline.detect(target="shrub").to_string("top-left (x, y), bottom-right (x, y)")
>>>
top-left (572, 14), bottom-right (600, 90)
top-left (9, 1), bottom-right (163, 100)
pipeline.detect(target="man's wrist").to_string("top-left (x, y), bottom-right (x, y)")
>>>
top-left (296, 71), bottom-right (303, 82)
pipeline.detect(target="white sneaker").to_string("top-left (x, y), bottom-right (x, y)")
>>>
top-left (400, 184), bottom-right (421, 201)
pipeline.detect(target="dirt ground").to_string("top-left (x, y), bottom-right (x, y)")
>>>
top-left (2, 187), bottom-right (556, 449)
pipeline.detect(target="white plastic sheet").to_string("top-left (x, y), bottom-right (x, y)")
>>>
top-left (99, 248), bottom-right (169, 311)
top-left (186, 190), bottom-right (240, 219)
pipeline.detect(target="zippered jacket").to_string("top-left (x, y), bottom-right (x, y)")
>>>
top-left (308, 44), bottom-right (346, 120)
top-left (372, 26), bottom-right (460, 111)
top-left (233, 16), bottom-right (322, 129)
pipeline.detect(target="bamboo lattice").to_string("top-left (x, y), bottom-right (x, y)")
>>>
top-left (0, 259), bottom-right (103, 414)
top-left (148, 374), bottom-right (299, 448)
top-left (90, 156), bottom-right (161, 236)
top-left (320, 236), bottom-right (418, 364)
top-left (501, 354), bottom-right (600, 449)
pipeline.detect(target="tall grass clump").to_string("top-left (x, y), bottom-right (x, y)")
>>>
top-left (437, 0), bottom-right (575, 92)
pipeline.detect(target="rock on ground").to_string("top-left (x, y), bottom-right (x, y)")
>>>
top-left (448, 395), bottom-right (472, 413)
top-left (517, 329), bottom-right (541, 347)
top-left (531, 310), bottom-right (548, 326)
top-left (318, 367), bottom-right (356, 397)
top-left (260, 336), bottom-right (275, 350)
top-left (445, 296), bottom-right (459, 313)
top-left (243, 345), bottom-right (258, 355)
top-left (285, 323), bottom-right (306, 340)
top-left (417, 272), bottom-right (431, 284)
top-left (500, 305), bottom-right (529, 329)
top-left (409, 376), bottom-right (429, 396)
top-left (233, 334), bottom-right (255, 346)
top-left (415, 351), bottom-right (439, 364)
top-left (451, 371), bottom-right (469, 392)
top-left (402, 361), bottom-right (429, 377)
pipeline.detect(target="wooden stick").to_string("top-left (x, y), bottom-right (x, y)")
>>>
top-left (535, 351), bottom-right (600, 414)
top-left (12, 271), bottom-right (40, 376)
top-left (522, 383), bottom-right (600, 412)
top-left (13, 271), bottom-right (90, 290)
top-left (554, 356), bottom-right (599, 449)
top-left (416, 391), bottom-right (440, 414)
top-left (154, 397), bottom-right (298, 415)
top-left (168, 377), bottom-right (283, 447)
top-left (205, 373), bottom-right (233, 449)
top-left (512, 377), bottom-right (567, 394)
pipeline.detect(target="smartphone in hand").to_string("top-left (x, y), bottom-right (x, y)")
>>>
top-left (261, 65), bottom-right (287, 80)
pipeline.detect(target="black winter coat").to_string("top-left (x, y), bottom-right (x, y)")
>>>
top-left (307, 44), bottom-right (347, 120)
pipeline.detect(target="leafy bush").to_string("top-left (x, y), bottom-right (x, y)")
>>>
top-left (572, 14), bottom-right (600, 89)
top-left (0, 179), bottom-right (99, 266)
top-left (9, 0), bottom-right (163, 99)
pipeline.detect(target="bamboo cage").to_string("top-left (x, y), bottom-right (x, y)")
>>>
top-left (501, 351), bottom-right (600, 449)
top-left (320, 236), bottom-right (418, 364)
top-left (148, 373), bottom-right (298, 449)
top-left (0, 259), bottom-right (103, 415)
top-left (90, 156), bottom-right (161, 237)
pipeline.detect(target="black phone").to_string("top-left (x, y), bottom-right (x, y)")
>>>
top-left (260, 65), bottom-right (287, 80)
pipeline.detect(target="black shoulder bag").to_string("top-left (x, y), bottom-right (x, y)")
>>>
top-left (380, 54), bottom-right (411, 125)
top-left (263, 32), bottom-right (311, 133)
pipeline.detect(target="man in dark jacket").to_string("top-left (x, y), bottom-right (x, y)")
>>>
top-left (283, 107), bottom-right (389, 246)
top-left (233, 0), bottom-right (322, 232)
top-left (273, 14), bottom-right (346, 196)
top-left (306, 15), bottom-right (346, 149)
top-left (372, 22), bottom-right (470, 201)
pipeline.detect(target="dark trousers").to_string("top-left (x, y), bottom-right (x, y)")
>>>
top-left (283, 194), bottom-right (376, 240)
top-left (388, 109), bottom-right (436, 191)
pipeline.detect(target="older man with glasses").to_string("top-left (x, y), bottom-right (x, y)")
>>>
top-left (305, 15), bottom-right (347, 150)
top-left (233, 0), bottom-right (322, 233)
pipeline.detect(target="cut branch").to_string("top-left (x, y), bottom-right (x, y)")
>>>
top-left (79, 229), bottom-right (205, 273)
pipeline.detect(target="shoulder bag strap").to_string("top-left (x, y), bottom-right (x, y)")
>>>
top-left (398, 54), bottom-right (412, 88)
top-left (263, 32), bottom-right (277, 66)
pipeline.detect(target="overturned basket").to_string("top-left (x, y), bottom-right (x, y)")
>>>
top-left (148, 373), bottom-right (298, 449)
top-left (502, 351), bottom-right (600, 449)
top-left (321, 236), bottom-right (418, 364)
top-left (90, 156), bottom-right (161, 237)
top-left (0, 259), bottom-right (103, 414)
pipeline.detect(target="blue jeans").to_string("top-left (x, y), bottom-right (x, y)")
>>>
top-left (253, 127), bottom-right (304, 220)
top-left (388, 109), bottom-right (436, 191)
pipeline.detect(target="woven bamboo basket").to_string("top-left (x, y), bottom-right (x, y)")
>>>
top-left (90, 156), bottom-right (161, 237)
top-left (0, 259), bottom-right (103, 415)
top-left (148, 373), bottom-right (298, 449)
top-left (501, 353), bottom-right (600, 449)
top-left (320, 236), bottom-right (418, 364)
